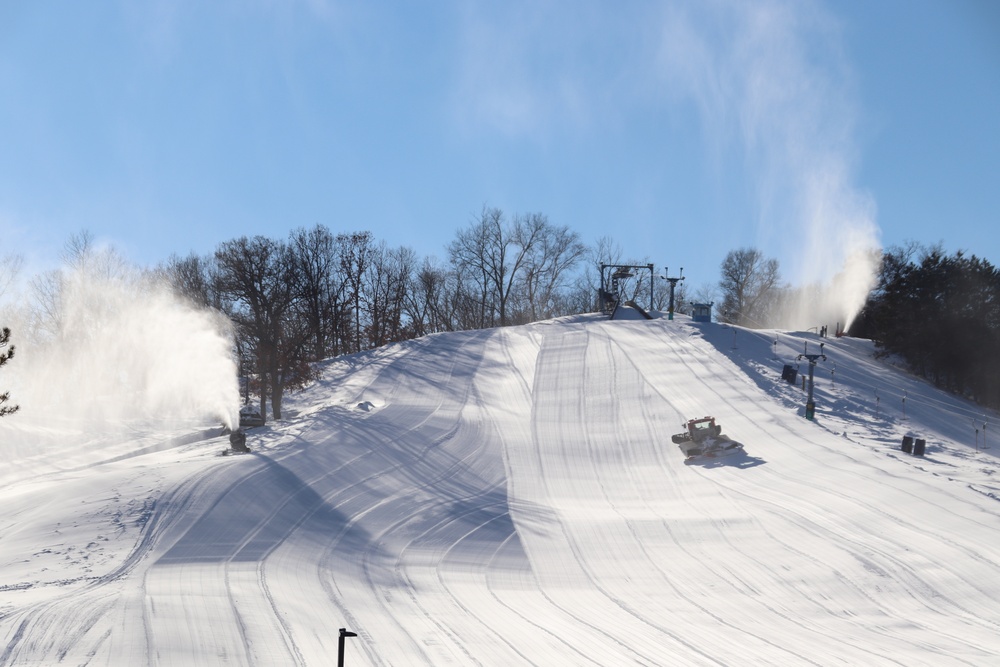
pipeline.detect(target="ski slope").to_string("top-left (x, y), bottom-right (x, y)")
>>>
top-left (2, 314), bottom-right (999, 665)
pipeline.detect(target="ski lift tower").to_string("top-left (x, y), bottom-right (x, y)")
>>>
top-left (599, 263), bottom-right (655, 314)
top-left (661, 267), bottom-right (685, 320)
top-left (797, 342), bottom-right (827, 421)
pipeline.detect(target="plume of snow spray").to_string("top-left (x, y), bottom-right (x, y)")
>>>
top-left (0, 250), bottom-right (239, 462)
top-left (660, 0), bottom-right (881, 330)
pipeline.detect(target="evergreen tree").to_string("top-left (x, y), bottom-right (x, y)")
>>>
top-left (0, 326), bottom-right (18, 417)
top-left (854, 245), bottom-right (1000, 409)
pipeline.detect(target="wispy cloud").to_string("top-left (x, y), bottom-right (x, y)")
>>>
top-left (450, 3), bottom-right (613, 139)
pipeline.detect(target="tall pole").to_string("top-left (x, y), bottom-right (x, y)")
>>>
top-left (647, 263), bottom-right (655, 311)
top-left (797, 343), bottom-right (826, 421)
top-left (663, 267), bottom-right (685, 320)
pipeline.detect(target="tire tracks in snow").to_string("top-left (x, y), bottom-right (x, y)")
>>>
top-left (484, 327), bottom-right (616, 666)
top-left (588, 327), bottom-right (827, 665)
top-left (525, 326), bottom-right (723, 665)
top-left (606, 323), bottom-right (909, 663)
top-left (642, 321), bottom-right (1000, 662)
top-left (305, 329), bottom-right (533, 665)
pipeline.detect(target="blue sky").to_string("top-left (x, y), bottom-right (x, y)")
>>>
top-left (1, 0), bottom-right (997, 296)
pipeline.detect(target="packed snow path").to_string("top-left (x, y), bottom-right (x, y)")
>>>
top-left (2, 316), bottom-right (999, 665)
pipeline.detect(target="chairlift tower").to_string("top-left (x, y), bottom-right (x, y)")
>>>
top-left (599, 263), bottom-right (655, 313)
top-left (661, 267), bottom-right (685, 320)
top-left (797, 342), bottom-right (827, 421)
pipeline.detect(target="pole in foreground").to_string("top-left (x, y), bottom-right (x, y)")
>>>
top-left (338, 628), bottom-right (358, 667)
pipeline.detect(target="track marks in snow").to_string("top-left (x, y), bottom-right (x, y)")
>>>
top-left (288, 329), bottom-right (537, 665)
top-left (523, 328), bottom-right (718, 664)
top-left (493, 319), bottom-right (1000, 665)
top-left (151, 330), bottom-right (511, 665)
top-left (6, 316), bottom-right (1000, 665)
top-left (631, 321), bottom-right (1000, 663)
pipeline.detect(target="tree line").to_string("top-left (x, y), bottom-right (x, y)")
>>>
top-left (710, 243), bottom-right (1000, 411)
top-left (850, 244), bottom-right (1000, 410)
top-left (3, 226), bottom-right (996, 422)
top-left (164, 207), bottom-right (596, 422)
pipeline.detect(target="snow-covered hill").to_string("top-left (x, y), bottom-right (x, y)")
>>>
top-left (2, 314), bottom-right (998, 665)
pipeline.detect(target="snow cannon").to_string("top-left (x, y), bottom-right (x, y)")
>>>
top-left (671, 416), bottom-right (744, 462)
top-left (228, 429), bottom-right (250, 453)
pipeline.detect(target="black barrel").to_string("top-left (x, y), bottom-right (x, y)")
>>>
top-left (901, 435), bottom-right (913, 454)
top-left (913, 438), bottom-right (926, 457)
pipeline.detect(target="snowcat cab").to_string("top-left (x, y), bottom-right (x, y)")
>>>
top-left (688, 417), bottom-right (721, 442)
top-left (671, 417), bottom-right (721, 444)
top-left (671, 416), bottom-right (744, 461)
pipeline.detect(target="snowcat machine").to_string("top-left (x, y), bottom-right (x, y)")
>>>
top-left (671, 416), bottom-right (744, 462)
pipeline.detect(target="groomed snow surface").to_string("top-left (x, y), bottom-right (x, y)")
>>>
top-left (2, 313), bottom-right (999, 665)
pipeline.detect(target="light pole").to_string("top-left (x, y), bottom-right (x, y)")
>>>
top-left (338, 628), bottom-right (358, 667)
top-left (797, 342), bottom-right (826, 421)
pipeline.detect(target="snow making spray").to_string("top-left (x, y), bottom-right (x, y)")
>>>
top-left (659, 0), bottom-right (881, 330)
top-left (0, 255), bottom-right (240, 464)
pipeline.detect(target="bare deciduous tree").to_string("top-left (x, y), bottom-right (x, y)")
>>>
top-left (691, 283), bottom-right (720, 308)
top-left (448, 207), bottom-right (501, 328)
top-left (363, 242), bottom-right (415, 347)
top-left (0, 254), bottom-right (23, 301)
top-left (516, 214), bottom-right (586, 322)
top-left (28, 232), bottom-right (136, 344)
top-left (162, 253), bottom-right (227, 311)
top-left (408, 257), bottom-right (465, 335)
top-left (290, 225), bottom-right (347, 360)
top-left (718, 248), bottom-right (781, 327)
top-left (449, 207), bottom-right (579, 327)
top-left (215, 235), bottom-right (299, 421)
top-left (337, 231), bottom-right (373, 353)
